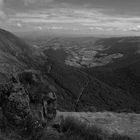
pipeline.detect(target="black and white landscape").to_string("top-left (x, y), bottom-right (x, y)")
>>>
top-left (0, 0), bottom-right (140, 140)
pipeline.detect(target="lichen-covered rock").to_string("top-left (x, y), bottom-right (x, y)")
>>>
top-left (0, 72), bottom-right (58, 139)
top-left (0, 76), bottom-right (30, 127)
top-left (0, 75), bottom-right (45, 140)
top-left (18, 70), bottom-right (57, 122)
top-left (43, 91), bottom-right (57, 122)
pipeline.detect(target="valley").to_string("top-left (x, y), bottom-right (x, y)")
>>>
top-left (0, 28), bottom-right (140, 140)
top-left (26, 37), bottom-right (140, 68)
top-left (0, 28), bottom-right (140, 113)
top-left (25, 36), bottom-right (140, 112)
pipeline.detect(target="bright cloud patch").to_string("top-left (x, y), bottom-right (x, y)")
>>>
top-left (1, 7), bottom-right (140, 35)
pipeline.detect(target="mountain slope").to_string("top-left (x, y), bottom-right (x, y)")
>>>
top-left (85, 37), bottom-right (140, 109)
top-left (0, 28), bottom-right (46, 83)
top-left (43, 48), bottom-right (140, 112)
top-left (36, 36), bottom-right (140, 112)
top-left (0, 28), bottom-right (140, 112)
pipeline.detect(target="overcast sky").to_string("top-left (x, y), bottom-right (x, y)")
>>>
top-left (1, 0), bottom-right (140, 36)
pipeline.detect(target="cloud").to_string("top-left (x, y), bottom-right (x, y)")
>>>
top-left (7, 9), bottom-right (140, 32)
top-left (0, 0), bottom-right (7, 20)
top-left (0, 0), bottom-right (3, 7)
top-left (24, 0), bottom-right (54, 6)
top-left (1, 1), bottom-right (140, 35)
top-left (0, 0), bottom-right (4, 13)
top-left (0, 10), bottom-right (5, 17)
top-left (4, 0), bottom-right (55, 12)
top-left (17, 22), bottom-right (22, 27)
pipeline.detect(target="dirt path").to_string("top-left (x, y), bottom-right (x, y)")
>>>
top-left (74, 79), bottom-right (89, 111)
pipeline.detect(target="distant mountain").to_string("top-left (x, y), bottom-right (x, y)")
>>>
top-left (0, 28), bottom-right (140, 112)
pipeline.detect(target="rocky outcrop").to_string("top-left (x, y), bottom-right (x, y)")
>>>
top-left (0, 72), bottom-right (57, 139)
top-left (18, 70), bottom-right (57, 122)
top-left (0, 75), bottom-right (41, 135)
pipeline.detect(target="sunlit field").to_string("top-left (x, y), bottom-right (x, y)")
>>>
top-left (57, 112), bottom-right (140, 140)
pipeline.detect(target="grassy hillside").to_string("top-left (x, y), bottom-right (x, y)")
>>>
top-left (57, 112), bottom-right (140, 140)
top-left (0, 28), bottom-right (45, 83)
top-left (42, 48), bottom-right (140, 112)
top-left (85, 37), bottom-right (140, 112)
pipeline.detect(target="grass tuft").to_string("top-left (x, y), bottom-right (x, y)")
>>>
top-left (0, 116), bottom-right (133, 140)
top-left (60, 116), bottom-right (133, 140)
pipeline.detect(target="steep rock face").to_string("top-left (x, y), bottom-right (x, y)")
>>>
top-left (18, 70), bottom-right (57, 121)
top-left (0, 77), bottom-right (31, 128)
top-left (0, 73), bottom-right (58, 139)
